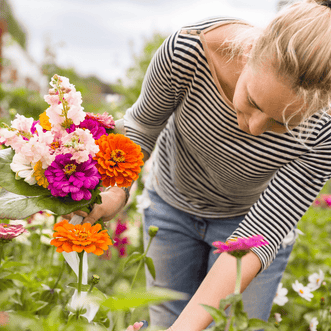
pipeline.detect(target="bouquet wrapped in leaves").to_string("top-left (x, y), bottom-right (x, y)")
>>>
top-left (0, 74), bottom-right (144, 220)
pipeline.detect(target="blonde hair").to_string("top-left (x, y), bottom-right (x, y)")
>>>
top-left (224, 0), bottom-right (331, 140)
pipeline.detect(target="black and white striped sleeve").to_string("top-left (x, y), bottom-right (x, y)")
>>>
top-left (228, 124), bottom-right (331, 273)
top-left (123, 32), bottom-right (179, 155)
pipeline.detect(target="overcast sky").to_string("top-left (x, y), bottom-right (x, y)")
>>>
top-left (8, 0), bottom-right (279, 84)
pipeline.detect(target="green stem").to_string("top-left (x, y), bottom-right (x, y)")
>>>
top-left (77, 252), bottom-right (84, 295)
top-left (0, 243), bottom-right (3, 267)
top-left (130, 235), bottom-right (153, 291)
top-left (51, 259), bottom-right (66, 290)
top-left (88, 283), bottom-right (95, 294)
top-left (225, 258), bottom-right (242, 331)
top-left (234, 257), bottom-right (242, 295)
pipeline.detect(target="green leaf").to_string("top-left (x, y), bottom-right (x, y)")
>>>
top-left (0, 186), bottom-right (101, 219)
top-left (124, 252), bottom-right (144, 267)
top-left (247, 318), bottom-right (278, 331)
top-left (145, 256), bottom-right (156, 280)
top-left (102, 287), bottom-right (188, 311)
top-left (0, 148), bottom-right (50, 196)
top-left (3, 273), bottom-right (30, 284)
top-left (200, 304), bottom-right (227, 325)
top-left (1, 261), bottom-right (29, 269)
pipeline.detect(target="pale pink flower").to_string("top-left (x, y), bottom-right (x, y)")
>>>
top-left (0, 128), bottom-right (26, 152)
top-left (0, 223), bottom-right (28, 241)
top-left (67, 104), bottom-right (85, 126)
top-left (62, 128), bottom-right (99, 163)
top-left (11, 114), bottom-right (34, 134)
top-left (44, 94), bottom-right (60, 106)
top-left (213, 235), bottom-right (269, 256)
top-left (308, 270), bottom-right (324, 291)
top-left (46, 104), bottom-right (64, 127)
top-left (273, 283), bottom-right (288, 306)
top-left (309, 317), bottom-right (318, 331)
top-left (292, 280), bottom-right (314, 301)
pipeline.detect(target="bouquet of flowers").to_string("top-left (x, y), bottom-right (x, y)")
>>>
top-left (0, 74), bottom-right (144, 220)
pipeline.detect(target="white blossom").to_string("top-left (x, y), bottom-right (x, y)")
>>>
top-left (273, 283), bottom-right (288, 306)
top-left (308, 269), bottom-right (324, 291)
top-left (292, 280), bottom-right (314, 301)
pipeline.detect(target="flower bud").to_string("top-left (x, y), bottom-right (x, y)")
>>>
top-left (9, 108), bottom-right (17, 117)
top-left (148, 225), bottom-right (159, 238)
top-left (91, 274), bottom-right (100, 285)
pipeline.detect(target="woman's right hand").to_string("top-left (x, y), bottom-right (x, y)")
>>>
top-left (63, 186), bottom-right (127, 225)
top-left (126, 321), bottom-right (144, 330)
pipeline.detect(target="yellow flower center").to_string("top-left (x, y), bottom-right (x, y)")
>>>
top-left (64, 164), bottom-right (76, 175)
top-left (299, 289), bottom-right (304, 294)
top-left (3, 225), bottom-right (8, 227)
top-left (51, 141), bottom-right (60, 150)
top-left (75, 229), bottom-right (89, 239)
top-left (111, 149), bottom-right (125, 163)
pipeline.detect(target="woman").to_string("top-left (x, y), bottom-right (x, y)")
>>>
top-left (75, 0), bottom-right (331, 330)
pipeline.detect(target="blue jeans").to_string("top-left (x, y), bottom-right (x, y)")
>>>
top-left (143, 187), bottom-right (294, 330)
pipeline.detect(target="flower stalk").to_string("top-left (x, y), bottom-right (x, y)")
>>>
top-left (77, 251), bottom-right (84, 295)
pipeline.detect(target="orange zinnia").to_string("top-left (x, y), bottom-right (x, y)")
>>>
top-left (50, 220), bottom-right (112, 255)
top-left (94, 133), bottom-right (144, 188)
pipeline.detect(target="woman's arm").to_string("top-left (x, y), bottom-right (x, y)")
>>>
top-left (170, 251), bottom-right (261, 331)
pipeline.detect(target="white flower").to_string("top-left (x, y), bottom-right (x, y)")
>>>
top-left (292, 280), bottom-right (314, 301)
top-left (308, 269), bottom-right (324, 291)
top-left (273, 283), bottom-right (288, 306)
top-left (274, 313), bottom-right (282, 323)
top-left (309, 317), bottom-right (318, 331)
top-left (10, 153), bottom-right (36, 185)
top-left (282, 228), bottom-right (304, 249)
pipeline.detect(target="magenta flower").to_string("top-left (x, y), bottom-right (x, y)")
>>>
top-left (85, 112), bottom-right (115, 129)
top-left (313, 194), bottom-right (331, 208)
top-left (0, 223), bottom-right (28, 241)
top-left (213, 235), bottom-right (269, 258)
top-left (44, 153), bottom-right (101, 201)
top-left (67, 118), bottom-right (106, 140)
top-left (113, 219), bottom-right (129, 257)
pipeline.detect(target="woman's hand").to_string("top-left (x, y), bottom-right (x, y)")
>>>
top-left (63, 186), bottom-right (127, 225)
top-left (126, 321), bottom-right (144, 330)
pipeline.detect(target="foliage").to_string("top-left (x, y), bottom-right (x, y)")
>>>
top-left (0, 0), bottom-right (27, 49)
top-left (0, 84), bottom-right (46, 123)
top-left (113, 33), bottom-right (166, 110)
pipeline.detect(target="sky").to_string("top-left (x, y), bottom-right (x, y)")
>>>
top-left (8, 0), bottom-right (280, 85)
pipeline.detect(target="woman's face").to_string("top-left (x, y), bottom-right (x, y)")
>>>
top-left (232, 63), bottom-right (305, 136)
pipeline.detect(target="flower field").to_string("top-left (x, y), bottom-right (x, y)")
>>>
top-left (0, 181), bottom-right (331, 330)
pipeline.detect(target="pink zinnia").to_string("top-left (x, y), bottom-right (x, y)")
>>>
top-left (0, 224), bottom-right (28, 242)
top-left (85, 112), bottom-right (115, 129)
top-left (213, 235), bottom-right (269, 258)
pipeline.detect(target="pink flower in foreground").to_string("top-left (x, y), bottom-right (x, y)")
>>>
top-left (0, 224), bottom-right (28, 242)
top-left (85, 112), bottom-right (115, 129)
top-left (213, 235), bottom-right (269, 258)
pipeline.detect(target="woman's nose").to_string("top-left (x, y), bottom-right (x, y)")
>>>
top-left (248, 112), bottom-right (269, 136)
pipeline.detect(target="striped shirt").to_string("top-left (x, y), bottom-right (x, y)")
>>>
top-left (123, 17), bottom-right (331, 272)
